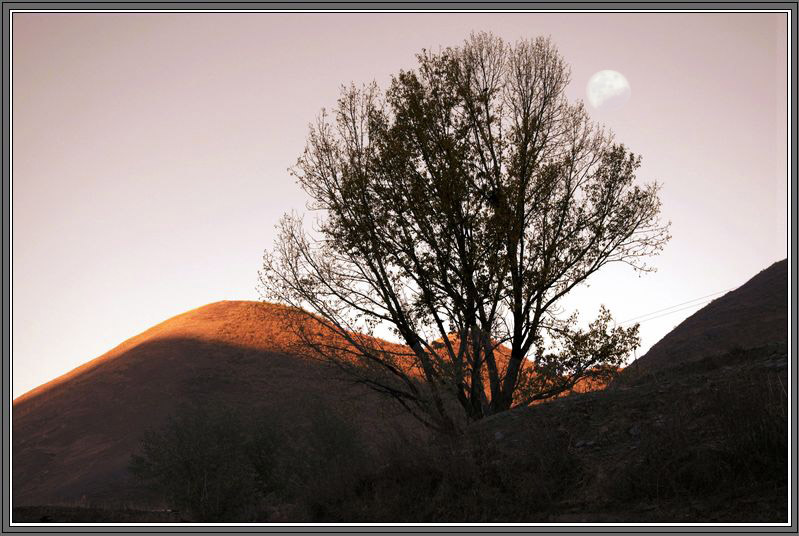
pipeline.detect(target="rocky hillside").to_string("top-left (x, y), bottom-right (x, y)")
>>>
top-left (631, 258), bottom-right (787, 371)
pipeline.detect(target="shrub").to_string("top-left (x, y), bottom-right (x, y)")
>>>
top-left (129, 400), bottom-right (373, 522)
top-left (273, 399), bottom-right (374, 521)
top-left (347, 427), bottom-right (581, 522)
top-left (129, 404), bottom-right (268, 522)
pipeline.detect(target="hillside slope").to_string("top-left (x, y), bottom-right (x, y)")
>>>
top-left (12, 301), bottom-right (417, 507)
top-left (464, 343), bottom-right (788, 522)
top-left (12, 257), bottom-right (790, 522)
top-left (631, 259), bottom-right (787, 371)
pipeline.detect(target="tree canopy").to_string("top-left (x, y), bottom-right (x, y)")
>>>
top-left (260, 33), bottom-right (670, 433)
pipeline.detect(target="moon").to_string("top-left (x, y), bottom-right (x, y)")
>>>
top-left (586, 70), bottom-right (631, 111)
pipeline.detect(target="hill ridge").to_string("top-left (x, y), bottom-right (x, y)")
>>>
top-left (12, 300), bottom-right (419, 506)
top-left (13, 301), bottom-right (293, 406)
top-left (632, 258), bottom-right (787, 371)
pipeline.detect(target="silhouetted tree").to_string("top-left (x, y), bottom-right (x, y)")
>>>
top-left (260, 33), bottom-right (670, 433)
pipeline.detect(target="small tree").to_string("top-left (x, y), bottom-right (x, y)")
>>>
top-left (261, 33), bottom-right (669, 433)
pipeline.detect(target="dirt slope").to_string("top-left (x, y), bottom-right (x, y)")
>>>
top-left (12, 301), bottom-right (418, 507)
top-left (470, 342), bottom-right (788, 522)
top-left (630, 258), bottom-right (787, 372)
top-left (454, 259), bottom-right (790, 522)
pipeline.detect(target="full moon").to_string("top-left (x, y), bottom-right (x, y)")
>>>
top-left (586, 70), bottom-right (631, 111)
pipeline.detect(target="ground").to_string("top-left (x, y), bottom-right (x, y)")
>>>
top-left (16, 342), bottom-right (786, 524)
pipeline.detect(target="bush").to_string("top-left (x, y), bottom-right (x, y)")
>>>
top-left (129, 405), bottom-right (266, 521)
top-left (346, 427), bottom-right (581, 522)
top-left (130, 400), bottom-right (588, 522)
top-left (129, 401), bottom-right (373, 522)
top-left (287, 402), bottom-right (371, 519)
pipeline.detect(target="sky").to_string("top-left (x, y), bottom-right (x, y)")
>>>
top-left (11, 11), bottom-right (789, 398)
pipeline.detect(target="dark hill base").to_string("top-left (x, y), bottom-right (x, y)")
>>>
top-left (466, 343), bottom-right (787, 523)
top-left (12, 505), bottom-right (184, 524)
top-left (13, 343), bottom-right (787, 523)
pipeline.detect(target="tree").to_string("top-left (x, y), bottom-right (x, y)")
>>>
top-left (260, 33), bottom-right (670, 433)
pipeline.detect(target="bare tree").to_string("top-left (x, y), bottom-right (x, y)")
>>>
top-left (260, 33), bottom-right (670, 433)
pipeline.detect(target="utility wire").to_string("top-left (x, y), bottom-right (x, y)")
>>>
top-left (618, 288), bottom-right (733, 326)
top-left (622, 299), bottom-right (716, 325)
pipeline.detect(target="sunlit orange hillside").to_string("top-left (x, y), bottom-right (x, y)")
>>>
top-left (12, 301), bottom-right (420, 508)
top-left (429, 333), bottom-right (612, 402)
top-left (15, 301), bottom-right (299, 406)
top-left (13, 300), bottom-right (617, 509)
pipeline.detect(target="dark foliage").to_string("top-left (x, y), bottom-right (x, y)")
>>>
top-left (128, 405), bottom-right (264, 521)
top-left (341, 429), bottom-right (581, 522)
top-left (128, 402), bottom-right (372, 522)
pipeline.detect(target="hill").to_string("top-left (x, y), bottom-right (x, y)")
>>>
top-left (630, 258), bottom-right (787, 372)
top-left (13, 259), bottom-right (789, 522)
top-left (459, 342), bottom-right (788, 522)
top-left (12, 301), bottom-right (420, 508)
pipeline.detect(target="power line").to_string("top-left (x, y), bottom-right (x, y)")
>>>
top-left (624, 299), bottom-right (716, 325)
top-left (618, 288), bottom-right (733, 325)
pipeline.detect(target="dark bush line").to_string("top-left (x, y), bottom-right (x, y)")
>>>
top-left (130, 367), bottom-right (788, 522)
top-left (342, 430), bottom-right (580, 523)
top-left (129, 401), bottom-right (582, 522)
top-left (129, 400), bottom-right (376, 522)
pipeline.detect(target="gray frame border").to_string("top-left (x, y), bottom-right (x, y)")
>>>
top-left (0, 2), bottom-right (795, 534)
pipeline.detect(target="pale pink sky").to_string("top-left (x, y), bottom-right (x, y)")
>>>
top-left (11, 12), bottom-right (789, 397)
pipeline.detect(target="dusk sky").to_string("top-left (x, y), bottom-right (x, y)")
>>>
top-left (11, 11), bottom-right (788, 398)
